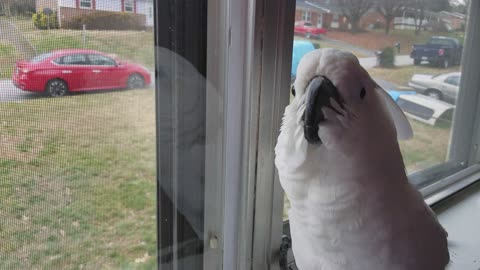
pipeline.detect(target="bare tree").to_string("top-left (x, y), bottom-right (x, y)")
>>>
top-left (338, 0), bottom-right (374, 33)
top-left (407, 0), bottom-right (427, 35)
top-left (1, 0), bottom-right (14, 16)
top-left (377, 0), bottom-right (407, 35)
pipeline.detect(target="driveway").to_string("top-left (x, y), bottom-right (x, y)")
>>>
top-left (0, 80), bottom-right (41, 102)
top-left (359, 55), bottom-right (413, 69)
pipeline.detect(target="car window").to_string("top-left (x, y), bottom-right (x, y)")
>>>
top-left (61, 54), bottom-right (88, 65)
top-left (445, 75), bottom-right (460, 86)
top-left (428, 38), bottom-right (455, 46)
top-left (88, 54), bottom-right (117, 66)
top-left (304, 22), bottom-right (312, 27)
top-left (29, 53), bottom-right (54, 63)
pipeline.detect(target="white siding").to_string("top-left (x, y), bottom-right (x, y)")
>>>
top-left (59, 0), bottom-right (76, 8)
top-left (136, 0), bottom-right (154, 26)
top-left (96, 0), bottom-right (122, 12)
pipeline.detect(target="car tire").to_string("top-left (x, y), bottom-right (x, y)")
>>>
top-left (305, 32), bottom-right (311, 39)
top-left (45, 79), bottom-right (68, 97)
top-left (414, 59), bottom-right (421, 65)
top-left (425, 89), bottom-right (442, 100)
top-left (127, 73), bottom-right (145, 89)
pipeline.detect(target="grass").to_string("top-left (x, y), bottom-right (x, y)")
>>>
top-left (367, 65), bottom-right (460, 87)
top-left (0, 17), bottom-right (154, 79)
top-left (294, 36), bottom-right (369, 58)
top-left (0, 89), bottom-right (157, 269)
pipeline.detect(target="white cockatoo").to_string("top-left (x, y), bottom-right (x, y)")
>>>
top-left (275, 48), bottom-right (449, 270)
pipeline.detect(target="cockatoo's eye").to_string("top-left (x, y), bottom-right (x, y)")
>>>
top-left (360, 88), bottom-right (366, 99)
top-left (291, 84), bottom-right (296, 97)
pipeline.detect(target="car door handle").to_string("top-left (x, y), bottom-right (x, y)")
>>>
top-left (62, 70), bottom-right (72, 74)
top-left (92, 70), bottom-right (102, 73)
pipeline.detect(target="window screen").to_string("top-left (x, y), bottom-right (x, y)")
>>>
top-left (1, 1), bottom-right (157, 269)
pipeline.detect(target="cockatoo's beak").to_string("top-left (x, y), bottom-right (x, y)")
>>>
top-left (303, 76), bottom-right (345, 145)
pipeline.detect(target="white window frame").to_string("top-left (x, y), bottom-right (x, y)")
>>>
top-left (124, 0), bottom-right (134, 13)
top-left (79, 0), bottom-right (92, 9)
top-left (302, 10), bottom-right (311, 22)
top-left (202, 0), bottom-right (479, 269)
top-left (215, 1), bottom-right (480, 269)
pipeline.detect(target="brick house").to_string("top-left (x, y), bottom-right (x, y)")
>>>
top-left (295, 0), bottom-right (392, 31)
top-left (35, 0), bottom-right (154, 28)
top-left (438, 11), bottom-right (466, 30)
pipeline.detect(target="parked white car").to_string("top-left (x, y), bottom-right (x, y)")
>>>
top-left (408, 72), bottom-right (460, 104)
top-left (396, 94), bottom-right (455, 126)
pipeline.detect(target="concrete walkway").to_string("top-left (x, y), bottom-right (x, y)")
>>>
top-left (359, 55), bottom-right (413, 69)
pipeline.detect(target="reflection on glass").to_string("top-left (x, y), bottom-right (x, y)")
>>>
top-left (285, 0), bottom-right (468, 219)
top-left (0, 2), bottom-right (156, 268)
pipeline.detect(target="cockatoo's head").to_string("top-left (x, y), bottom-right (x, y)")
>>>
top-left (291, 48), bottom-right (412, 154)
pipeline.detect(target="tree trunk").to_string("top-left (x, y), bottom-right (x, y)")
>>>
top-left (350, 17), bottom-right (361, 33)
top-left (385, 16), bottom-right (393, 35)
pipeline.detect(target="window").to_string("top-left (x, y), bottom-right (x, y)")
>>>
top-left (124, 0), bottom-right (134, 12)
top-left (302, 11), bottom-right (311, 22)
top-left (2, 1), bottom-right (158, 269)
top-left (80, 0), bottom-right (92, 9)
top-left (61, 54), bottom-right (88, 65)
top-left (87, 54), bottom-right (116, 66)
top-left (29, 52), bottom-right (54, 63)
top-left (280, 1), bottom-right (480, 268)
top-left (445, 75), bottom-right (460, 86)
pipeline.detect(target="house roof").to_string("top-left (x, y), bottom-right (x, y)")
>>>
top-left (296, 0), bottom-right (333, 13)
top-left (439, 11), bottom-right (466, 19)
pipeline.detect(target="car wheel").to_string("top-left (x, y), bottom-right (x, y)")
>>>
top-left (442, 58), bottom-right (450, 69)
top-left (305, 32), bottom-right (311, 39)
top-left (414, 59), bottom-right (421, 65)
top-left (127, 73), bottom-right (145, 89)
top-left (46, 79), bottom-right (68, 97)
top-left (425, 89), bottom-right (442, 100)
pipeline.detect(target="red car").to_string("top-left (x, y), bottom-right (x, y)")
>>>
top-left (294, 21), bottom-right (327, 39)
top-left (13, 49), bottom-right (151, 97)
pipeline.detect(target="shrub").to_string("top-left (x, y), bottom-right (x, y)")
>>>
top-left (32, 11), bottom-right (59, 30)
top-left (63, 12), bottom-right (145, 31)
top-left (377, 47), bottom-right (395, 68)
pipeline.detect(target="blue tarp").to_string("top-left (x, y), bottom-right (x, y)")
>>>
top-left (386, 90), bottom-right (417, 102)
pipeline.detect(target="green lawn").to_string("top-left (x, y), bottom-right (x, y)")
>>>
top-left (367, 65), bottom-right (461, 87)
top-left (0, 17), bottom-right (154, 79)
top-left (294, 36), bottom-right (369, 58)
top-left (0, 89), bottom-right (157, 269)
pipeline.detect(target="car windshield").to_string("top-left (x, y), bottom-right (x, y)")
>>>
top-left (29, 53), bottom-right (54, 63)
top-left (304, 22), bottom-right (312, 26)
top-left (428, 38), bottom-right (454, 46)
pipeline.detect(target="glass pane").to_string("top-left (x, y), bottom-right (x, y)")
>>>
top-left (1, 2), bottom-right (156, 269)
top-left (156, 0), bottom-right (217, 269)
top-left (285, 1), bottom-right (469, 219)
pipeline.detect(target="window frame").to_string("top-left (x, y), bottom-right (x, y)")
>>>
top-left (244, 0), bottom-right (479, 268)
top-left (124, 0), bottom-right (134, 13)
top-left (79, 0), bottom-right (92, 9)
top-left (302, 11), bottom-right (311, 22)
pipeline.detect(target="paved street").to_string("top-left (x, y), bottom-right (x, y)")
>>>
top-left (359, 55), bottom-right (414, 69)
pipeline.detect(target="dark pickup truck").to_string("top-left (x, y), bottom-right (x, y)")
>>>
top-left (410, 36), bottom-right (462, 68)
